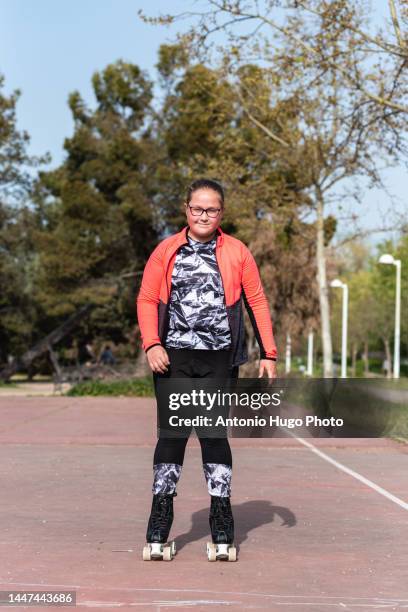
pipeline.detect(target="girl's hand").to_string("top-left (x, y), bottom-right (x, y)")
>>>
top-left (258, 359), bottom-right (277, 379)
top-left (147, 346), bottom-right (170, 374)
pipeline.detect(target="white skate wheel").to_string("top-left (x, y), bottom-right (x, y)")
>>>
top-left (142, 545), bottom-right (151, 561)
top-left (207, 542), bottom-right (217, 562)
top-left (163, 545), bottom-right (172, 561)
top-left (228, 546), bottom-right (237, 562)
top-left (171, 541), bottom-right (177, 556)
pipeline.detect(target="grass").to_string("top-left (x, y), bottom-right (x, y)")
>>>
top-left (290, 358), bottom-right (408, 382)
top-left (0, 380), bottom-right (17, 388)
top-left (66, 376), bottom-right (154, 397)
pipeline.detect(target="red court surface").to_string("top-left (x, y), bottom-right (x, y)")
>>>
top-left (0, 396), bottom-right (407, 611)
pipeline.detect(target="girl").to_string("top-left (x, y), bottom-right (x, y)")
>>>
top-left (137, 178), bottom-right (277, 561)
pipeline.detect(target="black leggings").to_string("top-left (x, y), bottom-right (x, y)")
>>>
top-left (153, 348), bottom-right (238, 467)
top-left (154, 436), bottom-right (232, 466)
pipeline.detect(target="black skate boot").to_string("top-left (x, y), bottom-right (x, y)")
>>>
top-left (142, 493), bottom-right (177, 561)
top-left (207, 496), bottom-right (237, 561)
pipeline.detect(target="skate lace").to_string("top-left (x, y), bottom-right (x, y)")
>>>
top-left (212, 500), bottom-right (233, 532)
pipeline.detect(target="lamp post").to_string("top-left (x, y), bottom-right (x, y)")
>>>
top-left (379, 254), bottom-right (401, 379)
top-left (306, 331), bottom-right (314, 377)
top-left (330, 279), bottom-right (348, 378)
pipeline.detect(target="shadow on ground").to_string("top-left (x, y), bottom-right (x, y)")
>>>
top-left (175, 500), bottom-right (296, 552)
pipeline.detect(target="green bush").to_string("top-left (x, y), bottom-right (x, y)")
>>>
top-left (0, 381), bottom-right (17, 388)
top-left (66, 376), bottom-right (154, 397)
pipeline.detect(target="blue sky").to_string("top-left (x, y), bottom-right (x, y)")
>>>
top-left (1, 0), bottom-right (406, 244)
top-left (0, 0), bottom-right (182, 163)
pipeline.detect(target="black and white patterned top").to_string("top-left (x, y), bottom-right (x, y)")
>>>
top-left (165, 234), bottom-right (231, 350)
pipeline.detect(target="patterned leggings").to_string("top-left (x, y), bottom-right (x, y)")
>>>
top-left (153, 437), bottom-right (232, 497)
top-left (152, 348), bottom-right (237, 498)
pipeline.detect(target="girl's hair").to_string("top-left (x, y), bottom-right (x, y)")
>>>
top-left (186, 178), bottom-right (225, 206)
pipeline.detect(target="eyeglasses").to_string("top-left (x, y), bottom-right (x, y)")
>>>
top-left (187, 204), bottom-right (221, 218)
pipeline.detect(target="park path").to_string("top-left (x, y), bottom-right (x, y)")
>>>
top-left (0, 396), bottom-right (407, 611)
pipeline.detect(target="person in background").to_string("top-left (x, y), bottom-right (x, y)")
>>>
top-left (99, 345), bottom-right (116, 366)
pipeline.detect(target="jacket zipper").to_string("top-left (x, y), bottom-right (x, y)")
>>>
top-left (165, 237), bottom-right (189, 299)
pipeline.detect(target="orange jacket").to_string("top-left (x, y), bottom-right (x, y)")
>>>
top-left (137, 226), bottom-right (277, 367)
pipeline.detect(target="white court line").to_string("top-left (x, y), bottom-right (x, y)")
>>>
top-left (2, 584), bottom-right (407, 604)
top-left (286, 431), bottom-right (408, 511)
top-left (78, 602), bottom-right (238, 608)
top-left (77, 602), bottom-right (406, 609)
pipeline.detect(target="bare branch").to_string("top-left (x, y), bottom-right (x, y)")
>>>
top-left (388, 0), bottom-right (406, 51)
top-left (333, 223), bottom-right (403, 249)
top-left (233, 83), bottom-right (291, 147)
top-left (297, 0), bottom-right (406, 58)
top-left (253, 11), bottom-right (408, 113)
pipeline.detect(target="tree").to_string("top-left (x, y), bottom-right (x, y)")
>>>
top-left (290, 0), bottom-right (408, 118)
top-left (144, 1), bottom-right (408, 117)
top-left (155, 47), bottom-right (321, 351)
top-left (152, 51), bottom-right (235, 233)
top-left (331, 242), bottom-right (372, 376)
top-left (34, 61), bottom-right (160, 347)
top-left (0, 74), bottom-right (48, 365)
top-left (331, 268), bottom-right (376, 376)
top-left (140, 2), bottom-right (404, 376)
top-left (395, 234), bottom-right (408, 354)
top-left (371, 236), bottom-right (408, 376)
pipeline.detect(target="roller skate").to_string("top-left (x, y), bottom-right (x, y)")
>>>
top-left (142, 493), bottom-right (177, 561)
top-left (206, 496), bottom-right (237, 562)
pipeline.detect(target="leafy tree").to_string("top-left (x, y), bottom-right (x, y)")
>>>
top-left (331, 235), bottom-right (407, 377)
top-left (0, 74), bottom-right (48, 365)
top-left (155, 47), bottom-right (320, 350)
top-left (34, 61), bottom-right (160, 349)
top-left (370, 236), bottom-right (408, 376)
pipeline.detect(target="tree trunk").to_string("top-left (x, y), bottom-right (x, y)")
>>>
top-left (383, 337), bottom-right (392, 379)
top-left (315, 188), bottom-right (333, 377)
top-left (0, 305), bottom-right (93, 382)
top-left (285, 332), bottom-right (291, 374)
top-left (363, 341), bottom-right (369, 376)
top-left (351, 343), bottom-right (358, 378)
